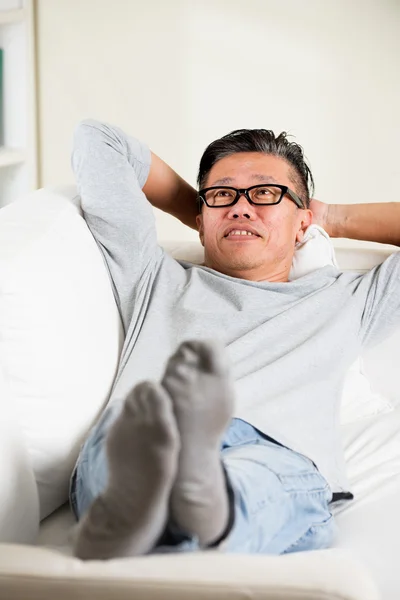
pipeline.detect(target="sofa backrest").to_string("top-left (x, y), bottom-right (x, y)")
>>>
top-left (0, 188), bottom-right (124, 520)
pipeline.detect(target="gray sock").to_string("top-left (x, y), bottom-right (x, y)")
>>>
top-left (161, 340), bottom-right (234, 546)
top-left (73, 381), bottom-right (180, 560)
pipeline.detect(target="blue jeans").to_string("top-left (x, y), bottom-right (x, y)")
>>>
top-left (70, 417), bottom-right (336, 555)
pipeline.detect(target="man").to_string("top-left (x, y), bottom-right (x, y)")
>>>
top-left (69, 120), bottom-right (400, 559)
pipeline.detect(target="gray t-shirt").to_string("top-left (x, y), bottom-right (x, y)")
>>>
top-left (72, 119), bottom-right (400, 494)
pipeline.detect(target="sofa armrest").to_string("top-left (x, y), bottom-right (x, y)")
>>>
top-left (0, 545), bottom-right (381, 600)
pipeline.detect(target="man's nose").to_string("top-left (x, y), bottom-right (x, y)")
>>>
top-left (227, 193), bottom-right (255, 219)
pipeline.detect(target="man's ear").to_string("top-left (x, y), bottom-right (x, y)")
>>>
top-left (295, 209), bottom-right (312, 244)
top-left (196, 214), bottom-right (204, 246)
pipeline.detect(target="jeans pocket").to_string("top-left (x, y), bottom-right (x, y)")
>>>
top-left (283, 513), bottom-right (337, 554)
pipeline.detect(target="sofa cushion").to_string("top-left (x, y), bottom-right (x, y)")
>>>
top-left (334, 404), bottom-right (400, 598)
top-left (0, 369), bottom-right (39, 543)
top-left (0, 188), bottom-right (124, 520)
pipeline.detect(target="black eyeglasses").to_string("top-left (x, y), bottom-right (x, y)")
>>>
top-left (197, 184), bottom-right (305, 209)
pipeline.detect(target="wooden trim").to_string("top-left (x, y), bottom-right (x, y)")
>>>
top-left (27, 0), bottom-right (39, 189)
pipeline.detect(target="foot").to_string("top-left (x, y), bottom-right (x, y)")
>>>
top-left (73, 381), bottom-right (180, 560)
top-left (161, 340), bottom-right (234, 546)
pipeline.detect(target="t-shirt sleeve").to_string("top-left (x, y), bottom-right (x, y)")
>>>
top-left (71, 119), bottom-right (162, 330)
top-left (358, 250), bottom-right (400, 348)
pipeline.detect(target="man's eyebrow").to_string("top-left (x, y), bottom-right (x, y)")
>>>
top-left (209, 174), bottom-right (279, 186)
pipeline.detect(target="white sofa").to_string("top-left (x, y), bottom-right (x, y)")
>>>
top-left (1, 186), bottom-right (400, 600)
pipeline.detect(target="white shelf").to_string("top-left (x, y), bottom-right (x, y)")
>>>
top-left (0, 9), bottom-right (25, 24)
top-left (0, 147), bottom-right (25, 167)
top-left (0, 1), bottom-right (37, 207)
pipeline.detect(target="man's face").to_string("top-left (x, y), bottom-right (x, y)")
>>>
top-left (196, 152), bottom-right (312, 282)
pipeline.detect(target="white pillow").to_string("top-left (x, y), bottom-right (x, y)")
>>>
top-left (289, 224), bottom-right (338, 280)
top-left (0, 368), bottom-right (39, 543)
top-left (0, 188), bottom-right (124, 520)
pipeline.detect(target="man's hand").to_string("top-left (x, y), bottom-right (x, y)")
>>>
top-left (309, 199), bottom-right (400, 246)
top-left (309, 199), bottom-right (332, 234)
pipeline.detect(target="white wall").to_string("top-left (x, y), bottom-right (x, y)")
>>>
top-left (36, 0), bottom-right (400, 241)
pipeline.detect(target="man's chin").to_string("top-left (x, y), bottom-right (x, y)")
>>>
top-left (226, 259), bottom-right (263, 272)
top-left (205, 245), bottom-right (266, 272)
top-left (215, 254), bottom-right (264, 274)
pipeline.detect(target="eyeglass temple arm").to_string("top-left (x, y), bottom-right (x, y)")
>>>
top-left (287, 189), bottom-right (306, 209)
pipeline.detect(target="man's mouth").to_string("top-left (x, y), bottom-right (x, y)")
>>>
top-left (224, 227), bottom-right (261, 239)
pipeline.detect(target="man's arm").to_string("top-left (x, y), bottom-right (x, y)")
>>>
top-left (72, 119), bottom-right (199, 331)
top-left (143, 152), bottom-right (199, 231)
top-left (311, 200), bottom-right (400, 246)
top-left (311, 199), bottom-right (400, 347)
top-left (72, 119), bottom-right (163, 331)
